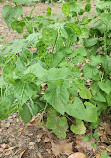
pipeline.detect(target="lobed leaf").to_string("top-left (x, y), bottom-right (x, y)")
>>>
top-left (46, 109), bottom-right (68, 139)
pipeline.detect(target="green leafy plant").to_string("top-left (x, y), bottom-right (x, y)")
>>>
top-left (0, 0), bottom-right (111, 140)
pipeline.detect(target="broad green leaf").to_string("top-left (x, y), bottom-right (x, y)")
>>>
top-left (26, 23), bottom-right (33, 34)
top-left (104, 57), bottom-right (111, 73)
top-left (21, 73), bottom-right (36, 83)
top-left (96, 0), bottom-right (111, 10)
top-left (84, 102), bottom-right (98, 122)
top-left (46, 8), bottom-right (51, 17)
top-left (0, 96), bottom-right (13, 120)
top-left (100, 152), bottom-right (111, 158)
top-left (80, 28), bottom-right (89, 38)
top-left (79, 87), bottom-right (92, 99)
top-left (56, 37), bottom-right (63, 51)
top-left (100, 13), bottom-right (111, 31)
top-left (72, 55), bottom-right (85, 63)
top-left (106, 93), bottom-right (111, 106)
top-left (47, 7), bottom-right (51, 12)
top-left (65, 23), bottom-right (81, 35)
top-left (1, 33), bottom-right (40, 56)
top-left (46, 11), bottom-right (51, 17)
top-left (84, 38), bottom-right (98, 47)
top-left (0, 77), bottom-right (7, 88)
top-left (93, 129), bottom-right (99, 140)
top-left (70, 46), bottom-right (87, 58)
top-left (3, 65), bottom-right (15, 84)
top-left (2, 5), bottom-right (23, 28)
top-left (83, 64), bottom-right (99, 80)
top-left (15, 58), bottom-right (26, 76)
top-left (45, 67), bottom-right (68, 81)
top-left (44, 81), bottom-right (69, 115)
top-left (91, 82), bottom-right (99, 96)
top-left (69, 1), bottom-right (81, 12)
top-left (79, 9), bottom-right (85, 15)
top-left (90, 55), bottom-right (101, 66)
top-left (62, 4), bottom-right (70, 15)
top-left (12, 0), bottom-right (38, 5)
top-left (45, 54), bottom-right (53, 66)
top-left (46, 109), bottom-right (68, 139)
top-left (20, 49), bottom-right (32, 64)
top-left (42, 28), bottom-right (58, 46)
top-left (85, 3), bottom-right (91, 12)
top-left (50, 51), bottom-right (64, 68)
top-left (90, 119), bottom-right (100, 129)
top-left (91, 83), bottom-right (106, 102)
top-left (83, 135), bottom-right (90, 142)
top-left (68, 78), bottom-right (84, 97)
top-left (64, 24), bottom-right (77, 45)
top-left (81, 16), bottom-right (91, 25)
top-left (94, 91), bottom-right (106, 103)
top-left (69, 46), bottom-right (87, 63)
top-left (14, 79), bottom-right (37, 105)
top-left (20, 104), bottom-right (33, 124)
top-left (66, 97), bottom-right (98, 122)
top-left (72, 24), bottom-right (81, 35)
top-left (98, 80), bottom-right (111, 95)
top-left (70, 119), bottom-right (86, 134)
top-left (24, 63), bottom-right (47, 79)
top-left (93, 19), bottom-right (107, 33)
top-left (60, 28), bottom-right (68, 39)
top-left (11, 20), bottom-right (25, 33)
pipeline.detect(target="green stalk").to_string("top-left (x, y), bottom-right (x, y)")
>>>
top-left (30, 2), bottom-right (37, 17)
top-left (104, 31), bottom-right (107, 56)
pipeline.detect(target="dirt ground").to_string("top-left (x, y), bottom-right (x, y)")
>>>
top-left (0, 1), bottom-right (62, 43)
top-left (0, 1), bottom-right (111, 158)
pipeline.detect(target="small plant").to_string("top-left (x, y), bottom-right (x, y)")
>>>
top-left (0, 0), bottom-right (111, 140)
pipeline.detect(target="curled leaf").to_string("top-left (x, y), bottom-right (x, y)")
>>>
top-left (68, 152), bottom-right (87, 158)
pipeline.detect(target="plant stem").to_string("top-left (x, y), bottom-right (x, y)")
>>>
top-left (104, 31), bottom-right (107, 56)
top-left (30, 2), bottom-right (37, 17)
top-left (64, 114), bottom-right (75, 124)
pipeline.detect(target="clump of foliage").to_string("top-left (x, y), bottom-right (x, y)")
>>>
top-left (0, 0), bottom-right (111, 140)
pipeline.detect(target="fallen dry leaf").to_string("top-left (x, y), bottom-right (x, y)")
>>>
top-left (44, 137), bottom-right (50, 142)
top-left (96, 154), bottom-right (101, 158)
top-left (6, 145), bottom-right (18, 151)
top-left (0, 148), bottom-right (3, 153)
top-left (18, 128), bottom-right (23, 132)
top-left (106, 145), bottom-right (111, 152)
top-left (46, 149), bottom-right (51, 154)
top-left (76, 136), bottom-right (96, 151)
top-left (36, 133), bottom-right (44, 139)
top-left (19, 149), bottom-right (26, 158)
top-left (51, 140), bottom-right (73, 156)
top-left (5, 151), bottom-right (11, 156)
top-left (1, 143), bottom-right (8, 149)
top-left (68, 152), bottom-right (87, 158)
top-left (26, 116), bottom-right (38, 126)
top-left (36, 152), bottom-right (43, 158)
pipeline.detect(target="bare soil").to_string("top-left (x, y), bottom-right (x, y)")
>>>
top-left (0, 1), bottom-right (62, 43)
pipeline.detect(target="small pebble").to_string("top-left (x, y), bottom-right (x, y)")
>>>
top-left (29, 142), bottom-right (35, 146)
top-left (0, 129), bottom-right (2, 133)
top-left (4, 122), bottom-right (10, 128)
top-left (1, 143), bottom-right (8, 149)
top-left (13, 156), bottom-right (18, 158)
top-left (0, 148), bottom-right (3, 153)
top-left (39, 148), bottom-right (44, 153)
top-left (0, 137), bottom-right (8, 144)
top-left (36, 138), bottom-right (41, 142)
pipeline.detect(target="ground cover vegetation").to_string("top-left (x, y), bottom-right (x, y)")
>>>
top-left (0, 0), bottom-right (111, 153)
